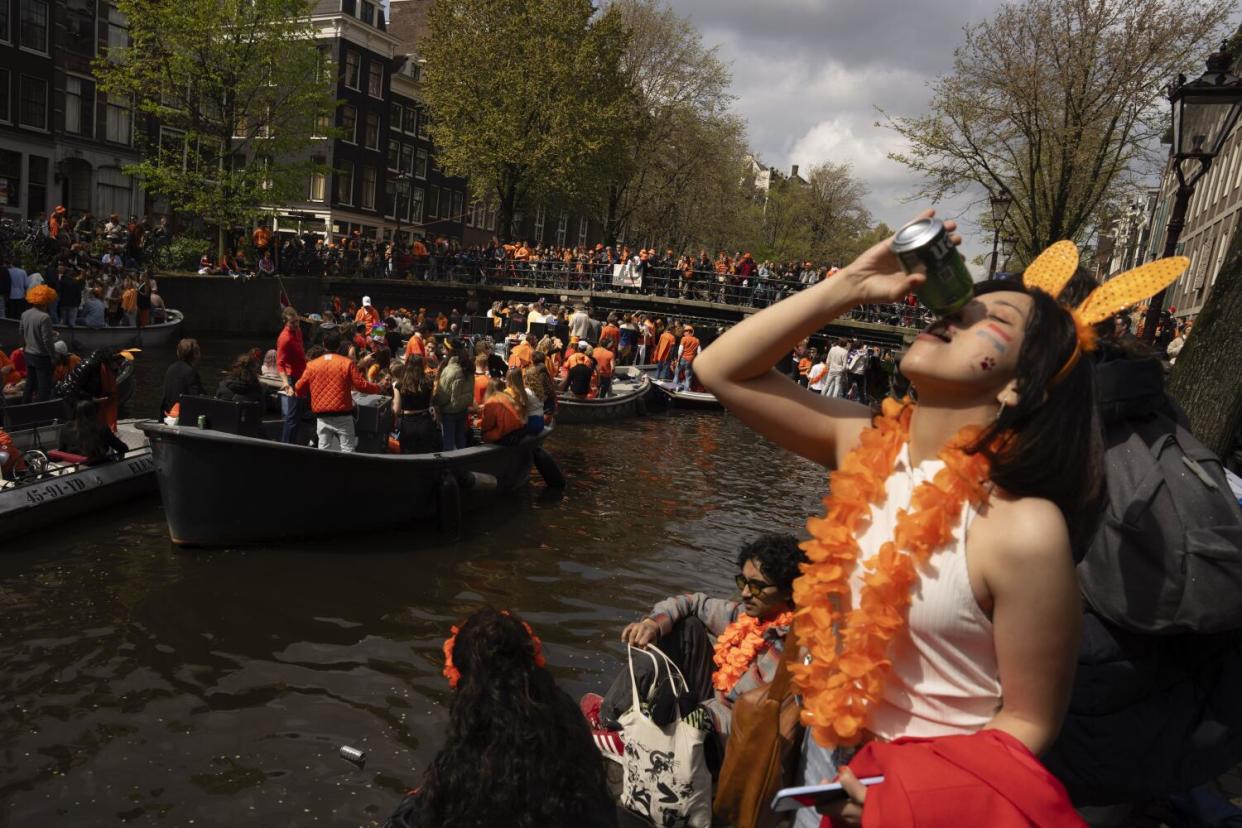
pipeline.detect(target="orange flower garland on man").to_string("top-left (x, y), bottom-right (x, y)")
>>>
top-left (694, 211), bottom-right (1187, 827)
top-left (582, 534), bottom-right (806, 772)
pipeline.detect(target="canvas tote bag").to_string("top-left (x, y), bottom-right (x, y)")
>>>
top-left (618, 645), bottom-right (712, 828)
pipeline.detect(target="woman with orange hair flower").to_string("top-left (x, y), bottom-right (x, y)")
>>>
top-left (384, 608), bottom-right (616, 828)
top-left (694, 211), bottom-right (1188, 826)
top-left (20, 284), bottom-right (59, 403)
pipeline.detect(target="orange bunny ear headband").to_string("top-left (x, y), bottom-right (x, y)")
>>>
top-left (1021, 241), bottom-right (1190, 386)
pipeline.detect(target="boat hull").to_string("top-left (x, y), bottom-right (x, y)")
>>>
top-left (555, 372), bottom-right (651, 425)
top-left (3, 361), bottom-right (136, 448)
top-left (0, 311), bottom-right (184, 351)
top-left (643, 371), bottom-right (723, 410)
top-left (138, 421), bottom-right (553, 546)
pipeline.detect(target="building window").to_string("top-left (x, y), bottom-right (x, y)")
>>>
top-left (389, 102), bottom-right (401, 131)
top-left (387, 139), bottom-right (400, 171)
top-left (0, 69), bottom-right (9, 123)
top-left (368, 63), bottom-right (383, 98)
top-left (488, 205), bottom-right (497, 232)
top-left (105, 98), bottom-right (130, 144)
top-left (335, 163), bottom-right (354, 205)
top-left (105, 5), bottom-right (127, 61)
top-left (403, 106), bottom-right (417, 135)
top-left (398, 144), bottom-right (412, 176)
top-left (410, 187), bottom-right (424, 224)
top-left (556, 211), bottom-right (568, 247)
top-left (364, 111), bottom-right (379, 149)
top-left (360, 165), bottom-right (376, 209)
top-left (309, 170), bottom-right (326, 202)
top-left (159, 125), bottom-right (187, 168)
top-left (63, 0), bottom-right (95, 56)
top-left (426, 185), bottom-right (438, 219)
top-left (19, 0), bottom-right (48, 53)
top-left (417, 110), bottom-right (429, 138)
top-left (578, 216), bottom-right (588, 248)
top-left (360, 1), bottom-right (374, 25)
top-left (414, 148), bottom-right (428, 179)
top-left (343, 50), bottom-right (360, 90)
top-left (340, 104), bottom-right (357, 143)
top-left (452, 192), bottom-right (464, 225)
top-left (64, 76), bottom-right (95, 137)
top-left (19, 75), bottom-right (47, 129)
top-left (0, 1), bottom-right (8, 43)
top-left (0, 149), bottom-right (19, 207)
top-left (27, 155), bottom-right (47, 218)
top-left (313, 108), bottom-right (330, 138)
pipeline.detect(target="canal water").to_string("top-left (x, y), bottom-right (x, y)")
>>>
top-left (0, 336), bottom-right (825, 827)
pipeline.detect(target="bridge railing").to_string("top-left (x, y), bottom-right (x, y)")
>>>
top-left (313, 255), bottom-right (936, 332)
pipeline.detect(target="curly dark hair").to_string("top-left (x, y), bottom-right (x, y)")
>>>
top-left (735, 533), bottom-right (806, 596)
top-left (412, 608), bottom-right (614, 828)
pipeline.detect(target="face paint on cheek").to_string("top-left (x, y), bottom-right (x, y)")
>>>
top-left (979, 355), bottom-right (998, 371)
top-left (974, 328), bottom-right (1008, 355)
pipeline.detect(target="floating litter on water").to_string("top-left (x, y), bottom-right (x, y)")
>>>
top-left (339, 745), bottom-right (366, 767)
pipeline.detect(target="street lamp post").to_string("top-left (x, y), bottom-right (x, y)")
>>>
top-left (1001, 234), bottom-right (1017, 272)
top-left (1142, 42), bottom-right (1242, 342)
top-left (392, 171), bottom-right (412, 277)
top-left (987, 190), bottom-right (1013, 278)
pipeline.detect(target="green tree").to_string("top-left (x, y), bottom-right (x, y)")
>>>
top-left (94, 0), bottom-right (337, 259)
top-left (885, 0), bottom-right (1234, 266)
top-left (600, 0), bottom-right (734, 246)
top-left (421, 0), bottom-right (631, 240)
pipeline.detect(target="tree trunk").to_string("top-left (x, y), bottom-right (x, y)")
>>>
top-left (604, 184), bottom-right (621, 247)
top-left (217, 225), bottom-right (227, 265)
top-left (498, 182), bottom-right (517, 244)
top-left (1168, 225), bottom-right (1242, 460)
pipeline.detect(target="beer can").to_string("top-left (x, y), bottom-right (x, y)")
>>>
top-left (339, 745), bottom-right (366, 766)
top-left (891, 218), bottom-right (975, 316)
top-left (197, 415), bottom-right (207, 429)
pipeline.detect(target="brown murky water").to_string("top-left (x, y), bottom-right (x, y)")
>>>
top-left (0, 336), bottom-right (824, 827)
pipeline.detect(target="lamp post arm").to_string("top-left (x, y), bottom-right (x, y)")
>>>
top-left (1142, 157), bottom-right (1212, 343)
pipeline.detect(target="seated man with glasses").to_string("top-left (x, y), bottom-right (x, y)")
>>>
top-left (584, 532), bottom-right (806, 763)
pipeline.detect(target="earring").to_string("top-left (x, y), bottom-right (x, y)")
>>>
top-left (996, 400), bottom-right (1007, 421)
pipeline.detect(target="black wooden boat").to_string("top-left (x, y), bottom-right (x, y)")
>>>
top-left (0, 310), bottom-right (184, 351)
top-left (555, 366), bottom-right (652, 425)
top-left (0, 420), bottom-right (155, 541)
top-left (137, 420), bottom-right (558, 546)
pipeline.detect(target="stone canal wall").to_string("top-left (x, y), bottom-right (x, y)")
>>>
top-left (155, 273), bottom-right (323, 336)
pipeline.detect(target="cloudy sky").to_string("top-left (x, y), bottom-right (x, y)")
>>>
top-left (668, 0), bottom-right (1010, 269)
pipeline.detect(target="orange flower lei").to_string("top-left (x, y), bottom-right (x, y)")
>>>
top-left (711, 611), bottom-right (795, 693)
top-left (442, 612), bottom-right (547, 689)
top-left (790, 398), bottom-right (994, 748)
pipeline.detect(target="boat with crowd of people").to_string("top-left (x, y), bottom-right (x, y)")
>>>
top-left (138, 401), bottom-right (560, 546)
top-left (0, 419), bottom-right (155, 542)
top-left (555, 366), bottom-right (652, 424)
top-left (2, 358), bottom-right (136, 450)
top-left (644, 370), bottom-right (723, 410)
top-left (0, 309), bottom-right (184, 351)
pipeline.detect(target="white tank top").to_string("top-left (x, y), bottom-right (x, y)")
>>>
top-left (851, 443), bottom-right (1002, 739)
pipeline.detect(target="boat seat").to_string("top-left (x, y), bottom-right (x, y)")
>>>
top-left (3, 399), bottom-right (70, 431)
top-left (48, 450), bottom-right (88, 464)
top-left (177, 396), bottom-right (264, 438)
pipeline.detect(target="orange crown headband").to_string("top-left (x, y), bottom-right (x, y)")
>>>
top-left (442, 611), bottom-right (546, 688)
top-left (1021, 241), bottom-right (1190, 385)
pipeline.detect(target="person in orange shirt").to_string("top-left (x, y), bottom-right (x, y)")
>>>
top-left (0, 348), bottom-right (17, 388)
top-left (673, 325), bottom-right (701, 393)
top-left (470, 353), bottom-right (492, 429)
top-left (600, 314), bottom-right (621, 349)
top-left (411, 238), bottom-right (429, 280)
top-left (654, 324), bottom-right (678, 381)
top-left (480, 379), bottom-right (525, 445)
top-left (404, 325), bottom-right (428, 359)
top-left (0, 426), bottom-right (27, 479)
top-left (592, 340), bottom-right (616, 398)
top-left (355, 296), bottom-right (381, 333)
top-left (292, 329), bottom-right (382, 452)
top-left (797, 349), bottom-right (814, 388)
top-left (508, 334), bottom-right (535, 370)
top-left (436, 312), bottom-right (449, 332)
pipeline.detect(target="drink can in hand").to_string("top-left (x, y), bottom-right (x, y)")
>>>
top-left (197, 415), bottom-right (208, 429)
top-left (891, 218), bottom-right (974, 316)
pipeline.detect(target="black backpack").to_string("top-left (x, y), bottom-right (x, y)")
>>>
top-left (1080, 409), bottom-right (1242, 634)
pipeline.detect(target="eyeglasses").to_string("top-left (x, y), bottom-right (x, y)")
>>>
top-left (735, 574), bottom-right (777, 595)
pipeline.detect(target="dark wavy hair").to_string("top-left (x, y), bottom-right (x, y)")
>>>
top-left (967, 280), bottom-right (1103, 555)
top-left (736, 533), bottom-right (806, 596)
top-left (414, 608), bottom-right (613, 828)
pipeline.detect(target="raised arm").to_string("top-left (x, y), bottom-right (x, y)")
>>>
top-left (694, 210), bottom-right (952, 468)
